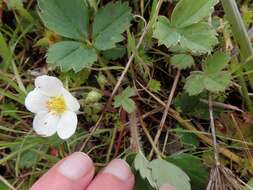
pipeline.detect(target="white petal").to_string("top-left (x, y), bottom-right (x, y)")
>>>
top-left (35, 75), bottom-right (63, 96)
top-left (33, 111), bottom-right (59, 137)
top-left (25, 89), bottom-right (49, 113)
top-left (57, 111), bottom-right (77, 140)
top-left (62, 88), bottom-right (80, 112)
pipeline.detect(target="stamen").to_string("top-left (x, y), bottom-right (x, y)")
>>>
top-left (47, 96), bottom-right (66, 115)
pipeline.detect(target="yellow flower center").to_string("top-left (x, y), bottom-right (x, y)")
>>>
top-left (47, 96), bottom-right (66, 115)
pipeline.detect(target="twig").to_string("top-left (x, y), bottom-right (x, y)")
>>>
top-left (200, 99), bottom-right (244, 113)
top-left (209, 95), bottom-right (220, 166)
top-left (162, 129), bottom-right (170, 154)
top-left (149, 69), bottom-right (180, 159)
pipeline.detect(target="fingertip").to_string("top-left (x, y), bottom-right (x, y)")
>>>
top-left (31, 152), bottom-right (95, 190)
top-left (160, 184), bottom-right (177, 190)
top-left (87, 159), bottom-right (134, 190)
top-left (102, 159), bottom-right (132, 181)
top-left (58, 152), bottom-right (94, 180)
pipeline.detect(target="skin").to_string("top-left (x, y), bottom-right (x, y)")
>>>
top-left (30, 152), bottom-right (175, 190)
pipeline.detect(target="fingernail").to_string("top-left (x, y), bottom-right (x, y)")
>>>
top-left (160, 184), bottom-right (177, 190)
top-left (102, 159), bottom-right (132, 181)
top-left (58, 152), bottom-right (93, 180)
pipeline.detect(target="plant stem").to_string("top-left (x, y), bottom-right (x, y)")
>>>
top-left (221, 0), bottom-right (253, 86)
top-left (209, 95), bottom-right (220, 166)
top-left (232, 58), bottom-right (253, 113)
top-left (129, 111), bottom-right (141, 152)
top-left (106, 126), bottom-right (117, 163)
top-left (139, 117), bottom-right (163, 159)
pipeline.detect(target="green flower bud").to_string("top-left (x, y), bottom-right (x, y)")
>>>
top-left (85, 90), bottom-right (102, 103)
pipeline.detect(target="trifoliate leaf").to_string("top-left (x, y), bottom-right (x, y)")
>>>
top-left (202, 52), bottom-right (230, 74)
top-left (113, 87), bottom-right (136, 113)
top-left (148, 79), bottom-right (161, 93)
top-left (149, 159), bottom-right (191, 190)
top-left (170, 54), bottom-right (195, 69)
top-left (47, 41), bottom-right (97, 72)
top-left (38, 0), bottom-right (89, 41)
top-left (153, 17), bottom-right (218, 53)
top-left (134, 151), bottom-right (156, 188)
top-left (203, 71), bottom-right (231, 93)
top-left (167, 153), bottom-right (209, 190)
top-left (92, 2), bottom-right (132, 50)
top-left (171, 0), bottom-right (217, 28)
top-left (184, 73), bottom-right (205, 95)
top-left (185, 71), bottom-right (231, 95)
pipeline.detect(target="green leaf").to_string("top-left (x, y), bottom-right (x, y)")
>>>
top-left (202, 52), bottom-right (230, 74)
top-left (148, 79), bottom-right (161, 93)
top-left (6, 0), bottom-right (23, 9)
top-left (185, 71), bottom-right (231, 95)
top-left (153, 16), bottom-right (180, 48)
top-left (179, 22), bottom-right (218, 53)
top-left (175, 127), bottom-right (200, 148)
top-left (0, 182), bottom-right (8, 190)
top-left (244, 177), bottom-right (253, 190)
top-left (134, 151), bottom-right (156, 188)
top-left (134, 172), bottom-right (155, 190)
top-left (19, 150), bottom-right (39, 169)
top-left (167, 153), bottom-right (209, 190)
top-left (38, 0), bottom-right (89, 41)
top-left (149, 159), bottom-right (191, 190)
top-left (174, 92), bottom-right (200, 113)
top-left (170, 54), bottom-right (195, 69)
top-left (92, 2), bottom-right (132, 50)
top-left (102, 45), bottom-right (126, 60)
top-left (113, 87), bottom-right (136, 113)
top-left (153, 17), bottom-right (218, 53)
top-left (47, 41), bottom-right (97, 72)
top-left (184, 73), bottom-right (205, 95)
top-left (174, 92), bottom-right (210, 119)
top-left (171, 0), bottom-right (217, 28)
top-left (203, 71), bottom-right (231, 93)
top-left (0, 32), bottom-right (12, 71)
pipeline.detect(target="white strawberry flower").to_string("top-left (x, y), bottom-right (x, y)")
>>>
top-left (25, 75), bottom-right (80, 140)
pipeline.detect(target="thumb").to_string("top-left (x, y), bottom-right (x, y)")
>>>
top-left (30, 152), bottom-right (95, 190)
